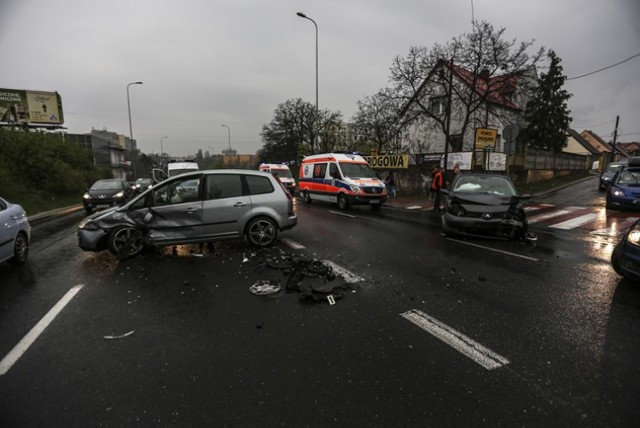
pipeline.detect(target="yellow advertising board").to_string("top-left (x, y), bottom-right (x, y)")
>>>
top-left (362, 154), bottom-right (409, 169)
top-left (475, 128), bottom-right (498, 150)
top-left (0, 88), bottom-right (64, 125)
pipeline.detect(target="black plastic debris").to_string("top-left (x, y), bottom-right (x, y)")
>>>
top-left (245, 247), bottom-right (352, 304)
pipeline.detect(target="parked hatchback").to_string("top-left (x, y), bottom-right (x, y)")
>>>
top-left (83, 179), bottom-right (134, 214)
top-left (599, 160), bottom-right (628, 191)
top-left (77, 169), bottom-right (297, 258)
top-left (0, 196), bottom-right (31, 265)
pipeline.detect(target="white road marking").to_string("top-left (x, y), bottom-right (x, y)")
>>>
top-left (322, 260), bottom-right (364, 284)
top-left (281, 238), bottom-right (305, 249)
top-left (400, 309), bottom-right (510, 370)
top-left (550, 213), bottom-right (599, 229)
top-left (528, 209), bottom-right (574, 223)
top-left (591, 217), bottom-right (639, 236)
top-left (0, 284), bottom-right (85, 376)
top-left (446, 238), bottom-right (539, 261)
top-left (329, 210), bottom-right (357, 218)
top-left (524, 203), bottom-right (554, 212)
top-left (406, 205), bottom-right (423, 210)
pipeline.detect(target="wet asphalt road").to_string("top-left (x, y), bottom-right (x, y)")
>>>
top-left (1, 183), bottom-right (639, 426)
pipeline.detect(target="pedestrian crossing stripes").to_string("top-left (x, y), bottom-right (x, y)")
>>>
top-left (405, 202), bottom-right (639, 235)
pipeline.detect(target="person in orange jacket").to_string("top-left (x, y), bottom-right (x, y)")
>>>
top-left (431, 166), bottom-right (444, 212)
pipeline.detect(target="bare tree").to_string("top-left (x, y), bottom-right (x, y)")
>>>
top-left (352, 88), bottom-right (404, 153)
top-left (391, 21), bottom-right (544, 153)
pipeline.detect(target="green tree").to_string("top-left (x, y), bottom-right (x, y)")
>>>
top-left (518, 50), bottom-right (573, 151)
top-left (260, 98), bottom-right (344, 162)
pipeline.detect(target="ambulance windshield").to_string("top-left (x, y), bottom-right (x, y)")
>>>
top-left (339, 162), bottom-right (378, 179)
top-left (272, 168), bottom-right (293, 179)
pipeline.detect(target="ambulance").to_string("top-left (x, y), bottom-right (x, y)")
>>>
top-left (298, 153), bottom-right (387, 210)
top-left (258, 163), bottom-right (296, 195)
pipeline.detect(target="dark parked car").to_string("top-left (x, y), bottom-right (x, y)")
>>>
top-left (0, 196), bottom-right (31, 265)
top-left (440, 173), bottom-right (535, 241)
top-left (599, 160), bottom-right (628, 191)
top-left (78, 169), bottom-right (298, 259)
top-left (605, 160), bottom-right (640, 210)
top-left (611, 218), bottom-right (640, 282)
top-left (133, 178), bottom-right (154, 194)
top-left (83, 179), bottom-right (134, 214)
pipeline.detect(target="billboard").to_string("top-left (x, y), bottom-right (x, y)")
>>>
top-left (362, 154), bottom-right (409, 169)
top-left (0, 88), bottom-right (64, 126)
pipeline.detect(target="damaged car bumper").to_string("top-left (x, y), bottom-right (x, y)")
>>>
top-left (441, 212), bottom-right (526, 240)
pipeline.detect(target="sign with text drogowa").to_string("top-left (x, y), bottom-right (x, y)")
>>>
top-left (0, 88), bottom-right (64, 125)
top-left (362, 154), bottom-right (409, 169)
top-left (475, 128), bottom-right (497, 150)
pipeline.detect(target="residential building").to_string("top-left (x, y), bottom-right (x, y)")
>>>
top-left (399, 59), bottom-right (537, 155)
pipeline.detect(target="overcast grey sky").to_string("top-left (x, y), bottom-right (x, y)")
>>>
top-left (2, 0), bottom-right (639, 157)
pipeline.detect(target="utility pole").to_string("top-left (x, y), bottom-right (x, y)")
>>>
top-left (610, 115), bottom-right (620, 163)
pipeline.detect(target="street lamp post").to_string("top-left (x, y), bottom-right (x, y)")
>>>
top-left (126, 81), bottom-right (143, 179)
top-left (160, 136), bottom-right (168, 155)
top-left (221, 124), bottom-right (231, 153)
top-left (296, 12), bottom-right (318, 146)
top-left (126, 81), bottom-right (143, 143)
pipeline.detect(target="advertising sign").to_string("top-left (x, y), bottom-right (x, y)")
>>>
top-left (0, 88), bottom-right (64, 125)
top-left (475, 128), bottom-right (498, 150)
top-left (487, 152), bottom-right (507, 171)
top-left (362, 154), bottom-right (409, 169)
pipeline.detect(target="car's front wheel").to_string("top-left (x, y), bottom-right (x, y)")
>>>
top-left (246, 217), bottom-right (278, 247)
top-left (337, 194), bottom-right (349, 210)
top-left (8, 232), bottom-right (29, 265)
top-left (107, 226), bottom-right (146, 259)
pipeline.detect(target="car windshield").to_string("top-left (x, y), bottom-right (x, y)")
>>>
top-left (615, 169), bottom-right (640, 185)
top-left (272, 169), bottom-right (293, 179)
top-left (453, 175), bottom-right (517, 196)
top-left (605, 163), bottom-right (624, 173)
top-left (91, 180), bottom-right (123, 190)
top-left (339, 162), bottom-right (377, 179)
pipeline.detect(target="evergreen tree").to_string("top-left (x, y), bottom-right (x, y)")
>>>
top-left (519, 50), bottom-right (572, 151)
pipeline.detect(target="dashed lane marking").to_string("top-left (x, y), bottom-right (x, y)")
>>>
top-left (401, 309), bottom-right (510, 370)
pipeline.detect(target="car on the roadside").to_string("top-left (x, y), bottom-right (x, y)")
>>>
top-left (0, 196), bottom-right (31, 265)
top-left (83, 179), bottom-right (134, 214)
top-left (77, 169), bottom-right (297, 259)
top-left (440, 173), bottom-right (535, 240)
top-left (133, 178), bottom-right (154, 194)
top-left (605, 159), bottom-right (640, 210)
top-left (611, 218), bottom-right (640, 282)
top-left (599, 159), bottom-right (629, 191)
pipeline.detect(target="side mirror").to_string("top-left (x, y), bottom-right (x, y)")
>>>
top-left (143, 211), bottom-right (154, 224)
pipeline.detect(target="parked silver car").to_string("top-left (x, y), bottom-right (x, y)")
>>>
top-left (77, 170), bottom-right (297, 258)
top-left (0, 196), bottom-right (31, 265)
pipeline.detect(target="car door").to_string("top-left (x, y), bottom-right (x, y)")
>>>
top-left (0, 198), bottom-right (14, 261)
top-left (142, 175), bottom-right (205, 245)
top-left (200, 173), bottom-right (252, 239)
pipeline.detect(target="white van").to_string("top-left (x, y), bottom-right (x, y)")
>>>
top-left (298, 153), bottom-right (387, 210)
top-left (153, 160), bottom-right (199, 182)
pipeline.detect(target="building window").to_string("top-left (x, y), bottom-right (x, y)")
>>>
top-left (429, 96), bottom-right (447, 115)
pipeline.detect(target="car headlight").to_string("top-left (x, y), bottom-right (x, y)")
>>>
top-left (83, 193), bottom-right (91, 200)
top-left (114, 191), bottom-right (125, 198)
top-left (79, 218), bottom-right (95, 229)
top-left (627, 229), bottom-right (640, 246)
top-left (612, 189), bottom-right (626, 197)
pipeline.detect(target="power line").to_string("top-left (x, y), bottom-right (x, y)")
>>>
top-left (567, 52), bottom-right (640, 80)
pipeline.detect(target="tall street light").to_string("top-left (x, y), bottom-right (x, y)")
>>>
top-left (126, 81), bottom-right (143, 142)
top-left (221, 124), bottom-right (231, 153)
top-left (296, 12), bottom-right (318, 146)
top-left (160, 136), bottom-right (168, 155)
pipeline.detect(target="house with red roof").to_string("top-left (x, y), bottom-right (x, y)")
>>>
top-left (399, 59), bottom-right (536, 154)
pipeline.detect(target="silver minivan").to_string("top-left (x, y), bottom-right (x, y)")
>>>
top-left (77, 170), bottom-right (297, 258)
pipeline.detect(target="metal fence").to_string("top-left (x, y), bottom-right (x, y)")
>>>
top-left (507, 148), bottom-right (590, 170)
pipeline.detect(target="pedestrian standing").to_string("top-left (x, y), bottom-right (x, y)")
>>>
top-left (431, 166), bottom-right (444, 212)
top-left (385, 171), bottom-right (397, 197)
